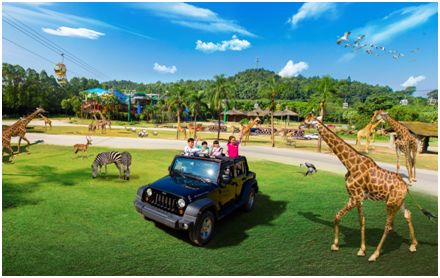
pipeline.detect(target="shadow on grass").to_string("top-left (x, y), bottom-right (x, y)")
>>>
top-left (298, 211), bottom-right (437, 255)
top-left (2, 180), bottom-right (41, 209)
top-left (155, 193), bottom-right (287, 248)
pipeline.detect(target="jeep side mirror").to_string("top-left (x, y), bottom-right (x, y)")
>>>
top-left (222, 174), bottom-right (231, 184)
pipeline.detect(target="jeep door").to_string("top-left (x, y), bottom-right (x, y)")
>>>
top-left (215, 165), bottom-right (236, 206)
top-left (233, 160), bottom-right (248, 197)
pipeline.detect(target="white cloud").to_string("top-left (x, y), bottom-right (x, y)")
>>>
top-left (278, 60), bottom-right (309, 77)
top-left (153, 63), bottom-right (177, 74)
top-left (195, 35), bottom-right (251, 53)
top-left (278, 60), bottom-right (309, 78)
top-left (3, 4), bottom-right (152, 40)
top-left (288, 3), bottom-right (337, 28)
top-left (42, 26), bottom-right (105, 39)
top-left (137, 3), bottom-right (256, 37)
top-left (353, 3), bottom-right (437, 44)
top-left (401, 75), bottom-right (426, 87)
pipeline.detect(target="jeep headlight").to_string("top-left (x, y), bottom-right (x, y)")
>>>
top-left (146, 188), bottom-right (153, 197)
top-left (177, 198), bottom-right (186, 208)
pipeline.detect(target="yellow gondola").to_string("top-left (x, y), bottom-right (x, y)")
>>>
top-left (54, 53), bottom-right (67, 85)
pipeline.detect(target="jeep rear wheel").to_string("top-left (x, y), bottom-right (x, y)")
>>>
top-left (188, 210), bottom-right (215, 246)
top-left (243, 187), bottom-right (256, 212)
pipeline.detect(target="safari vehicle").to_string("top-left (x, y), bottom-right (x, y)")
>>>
top-left (134, 155), bottom-right (258, 245)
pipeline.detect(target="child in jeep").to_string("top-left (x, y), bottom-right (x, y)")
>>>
top-left (227, 133), bottom-right (243, 158)
top-left (184, 137), bottom-right (200, 156)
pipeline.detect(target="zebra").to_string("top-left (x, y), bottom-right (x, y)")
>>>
top-left (91, 151), bottom-right (123, 179)
top-left (119, 152), bottom-right (132, 180)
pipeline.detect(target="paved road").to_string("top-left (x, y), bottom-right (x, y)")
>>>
top-left (10, 133), bottom-right (438, 196)
top-left (7, 119), bottom-right (437, 151)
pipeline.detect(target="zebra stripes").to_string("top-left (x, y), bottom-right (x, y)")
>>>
top-left (91, 151), bottom-right (131, 180)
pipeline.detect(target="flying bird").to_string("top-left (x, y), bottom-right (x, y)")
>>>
top-left (392, 55), bottom-right (399, 59)
top-left (410, 48), bottom-right (420, 53)
top-left (337, 32), bottom-right (351, 45)
top-left (366, 49), bottom-right (373, 54)
top-left (354, 35), bottom-right (365, 44)
top-left (376, 46), bottom-right (385, 51)
top-left (344, 43), bottom-right (351, 48)
top-left (300, 162), bottom-right (317, 176)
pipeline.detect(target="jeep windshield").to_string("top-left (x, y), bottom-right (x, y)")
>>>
top-left (172, 157), bottom-right (220, 185)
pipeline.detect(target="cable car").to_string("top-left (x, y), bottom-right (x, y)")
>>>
top-left (54, 53), bottom-right (67, 85)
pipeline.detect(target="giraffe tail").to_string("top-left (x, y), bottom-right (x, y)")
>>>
top-left (407, 190), bottom-right (437, 223)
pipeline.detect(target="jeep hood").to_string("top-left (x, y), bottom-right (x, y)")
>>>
top-left (149, 175), bottom-right (214, 198)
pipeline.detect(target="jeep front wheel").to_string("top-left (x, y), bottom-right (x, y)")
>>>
top-left (188, 210), bottom-right (215, 246)
top-left (243, 187), bottom-right (256, 212)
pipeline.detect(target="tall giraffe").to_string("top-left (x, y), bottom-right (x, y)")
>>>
top-left (376, 110), bottom-right (418, 182)
top-left (241, 117), bottom-right (260, 145)
top-left (5, 107), bottom-right (46, 155)
top-left (176, 122), bottom-right (187, 140)
top-left (304, 114), bottom-right (417, 262)
top-left (356, 111), bottom-right (383, 153)
top-left (39, 113), bottom-right (52, 129)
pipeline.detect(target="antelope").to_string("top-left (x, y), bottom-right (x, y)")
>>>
top-left (73, 136), bottom-right (92, 159)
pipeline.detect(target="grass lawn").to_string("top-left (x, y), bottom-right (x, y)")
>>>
top-left (24, 125), bottom-right (439, 171)
top-left (3, 145), bottom-right (437, 275)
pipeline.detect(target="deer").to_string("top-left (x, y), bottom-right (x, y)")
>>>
top-left (73, 136), bottom-right (92, 159)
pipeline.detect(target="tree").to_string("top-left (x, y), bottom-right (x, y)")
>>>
top-left (166, 83), bottom-right (188, 139)
top-left (208, 75), bottom-right (235, 140)
top-left (260, 76), bottom-right (281, 147)
top-left (189, 90), bottom-right (208, 138)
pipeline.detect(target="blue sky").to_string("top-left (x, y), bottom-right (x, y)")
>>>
top-left (2, 2), bottom-right (438, 96)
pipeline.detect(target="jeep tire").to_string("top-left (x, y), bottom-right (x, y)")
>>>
top-left (243, 187), bottom-right (256, 212)
top-left (188, 210), bottom-right (215, 246)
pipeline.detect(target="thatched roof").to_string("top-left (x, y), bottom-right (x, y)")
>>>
top-left (400, 121), bottom-right (438, 137)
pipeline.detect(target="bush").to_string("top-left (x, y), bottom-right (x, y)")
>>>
top-left (388, 106), bottom-right (418, 121)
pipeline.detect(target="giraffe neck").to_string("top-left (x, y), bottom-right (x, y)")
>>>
top-left (371, 120), bottom-right (382, 130)
top-left (315, 120), bottom-right (368, 172)
top-left (382, 114), bottom-right (410, 137)
top-left (20, 110), bottom-right (42, 127)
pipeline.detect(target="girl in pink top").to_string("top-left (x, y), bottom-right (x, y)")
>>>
top-left (227, 133), bottom-right (242, 158)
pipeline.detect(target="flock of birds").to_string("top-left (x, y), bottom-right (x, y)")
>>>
top-left (336, 31), bottom-right (420, 61)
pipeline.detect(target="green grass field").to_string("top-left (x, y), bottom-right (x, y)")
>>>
top-left (3, 145), bottom-right (438, 275)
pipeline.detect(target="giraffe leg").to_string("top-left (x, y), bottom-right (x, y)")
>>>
top-left (395, 145), bottom-right (400, 174)
top-left (405, 152), bottom-right (412, 182)
top-left (368, 205), bottom-right (399, 261)
top-left (22, 136), bottom-right (31, 154)
top-left (411, 149), bottom-right (417, 182)
top-left (357, 204), bottom-right (366, 256)
top-left (401, 204), bottom-right (418, 252)
top-left (365, 135), bottom-right (370, 153)
top-left (331, 198), bottom-right (358, 251)
top-left (16, 137), bottom-right (22, 155)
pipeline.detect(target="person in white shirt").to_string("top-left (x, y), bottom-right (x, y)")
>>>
top-left (183, 137), bottom-right (199, 156)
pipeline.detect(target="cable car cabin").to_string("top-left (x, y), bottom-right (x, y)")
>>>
top-left (54, 63), bottom-right (66, 76)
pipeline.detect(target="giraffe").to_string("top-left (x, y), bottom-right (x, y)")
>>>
top-left (241, 117), bottom-right (260, 145)
top-left (176, 122), bottom-right (187, 139)
top-left (5, 107), bottom-right (46, 155)
top-left (376, 110), bottom-right (418, 182)
top-left (356, 111), bottom-right (383, 153)
top-left (188, 123), bottom-right (196, 137)
top-left (39, 113), bottom-right (52, 129)
top-left (97, 110), bottom-right (112, 131)
top-left (304, 114), bottom-right (418, 262)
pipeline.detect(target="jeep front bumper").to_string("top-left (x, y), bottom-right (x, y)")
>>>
top-left (134, 198), bottom-right (194, 230)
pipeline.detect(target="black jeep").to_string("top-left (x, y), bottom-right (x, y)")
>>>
top-left (134, 155), bottom-right (258, 245)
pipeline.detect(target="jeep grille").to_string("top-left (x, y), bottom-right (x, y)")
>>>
top-left (147, 189), bottom-right (179, 214)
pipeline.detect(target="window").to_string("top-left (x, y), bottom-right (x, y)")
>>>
top-left (235, 161), bottom-right (246, 176)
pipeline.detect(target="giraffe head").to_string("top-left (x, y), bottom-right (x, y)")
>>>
top-left (36, 107), bottom-right (46, 114)
top-left (303, 113), bottom-right (323, 128)
top-left (375, 109), bottom-right (387, 121)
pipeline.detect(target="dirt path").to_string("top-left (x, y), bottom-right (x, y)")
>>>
top-left (10, 133), bottom-right (438, 196)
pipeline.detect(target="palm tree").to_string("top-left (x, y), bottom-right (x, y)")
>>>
top-left (208, 75), bottom-right (235, 140)
top-left (189, 90), bottom-right (208, 138)
top-left (308, 76), bottom-right (337, 152)
top-left (166, 83), bottom-right (188, 139)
